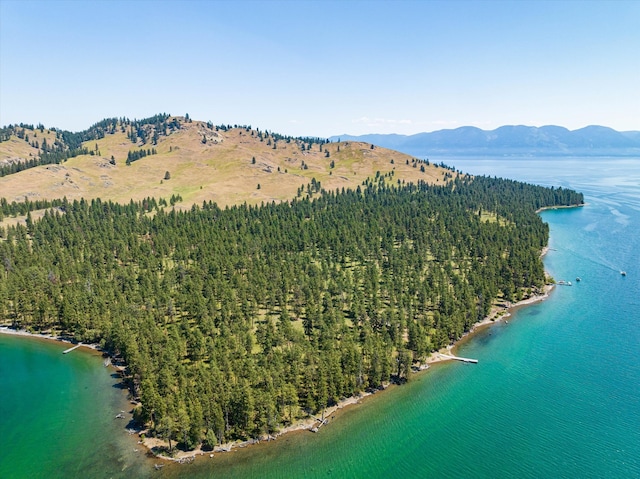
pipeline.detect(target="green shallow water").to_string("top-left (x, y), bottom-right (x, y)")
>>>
top-left (0, 338), bottom-right (151, 478)
top-left (1, 158), bottom-right (639, 478)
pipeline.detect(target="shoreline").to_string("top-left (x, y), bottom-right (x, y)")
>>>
top-left (0, 281), bottom-right (556, 465)
top-left (536, 203), bottom-right (585, 214)
top-left (140, 392), bottom-right (377, 463)
top-left (0, 326), bottom-right (127, 375)
top-left (139, 278), bottom-right (558, 463)
top-left (0, 326), bottom-right (102, 354)
top-left (0, 251), bottom-right (557, 465)
top-left (449, 282), bottom-right (555, 357)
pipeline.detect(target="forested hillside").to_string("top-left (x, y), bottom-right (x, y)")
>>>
top-left (0, 174), bottom-right (583, 450)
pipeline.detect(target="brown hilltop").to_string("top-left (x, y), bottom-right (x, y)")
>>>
top-left (0, 116), bottom-right (449, 208)
top-left (0, 126), bottom-right (58, 168)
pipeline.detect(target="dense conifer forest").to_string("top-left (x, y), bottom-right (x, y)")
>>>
top-left (0, 175), bottom-right (583, 450)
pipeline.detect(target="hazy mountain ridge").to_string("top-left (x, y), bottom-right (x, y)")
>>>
top-left (332, 125), bottom-right (640, 157)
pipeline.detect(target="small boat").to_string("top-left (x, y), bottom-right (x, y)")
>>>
top-left (576, 277), bottom-right (581, 282)
top-left (621, 271), bottom-right (627, 276)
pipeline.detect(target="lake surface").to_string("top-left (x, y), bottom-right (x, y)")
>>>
top-left (1, 157), bottom-right (639, 478)
top-left (0, 337), bottom-right (150, 478)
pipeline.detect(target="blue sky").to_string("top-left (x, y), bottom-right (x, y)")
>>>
top-left (1, 0), bottom-right (638, 136)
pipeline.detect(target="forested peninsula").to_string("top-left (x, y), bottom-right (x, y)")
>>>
top-left (0, 173), bottom-right (583, 452)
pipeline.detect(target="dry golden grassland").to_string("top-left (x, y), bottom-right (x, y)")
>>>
top-left (0, 128), bottom-right (58, 165)
top-left (0, 118), bottom-right (450, 209)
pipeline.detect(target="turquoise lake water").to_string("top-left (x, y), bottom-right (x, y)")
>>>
top-left (1, 157), bottom-right (639, 478)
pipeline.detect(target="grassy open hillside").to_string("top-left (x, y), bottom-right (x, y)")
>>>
top-left (0, 117), bottom-right (449, 209)
top-left (0, 126), bottom-right (58, 167)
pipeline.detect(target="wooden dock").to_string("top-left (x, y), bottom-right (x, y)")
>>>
top-left (310, 415), bottom-right (329, 433)
top-left (440, 354), bottom-right (478, 364)
top-left (62, 344), bottom-right (81, 354)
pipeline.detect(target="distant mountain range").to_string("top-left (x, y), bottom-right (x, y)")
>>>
top-left (331, 125), bottom-right (640, 157)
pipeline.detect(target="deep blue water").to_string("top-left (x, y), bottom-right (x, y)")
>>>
top-left (1, 157), bottom-right (639, 478)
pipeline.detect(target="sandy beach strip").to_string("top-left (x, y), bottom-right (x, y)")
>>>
top-left (0, 325), bottom-right (106, 356)
top-left (536, 203), bottom-right (585, 214)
